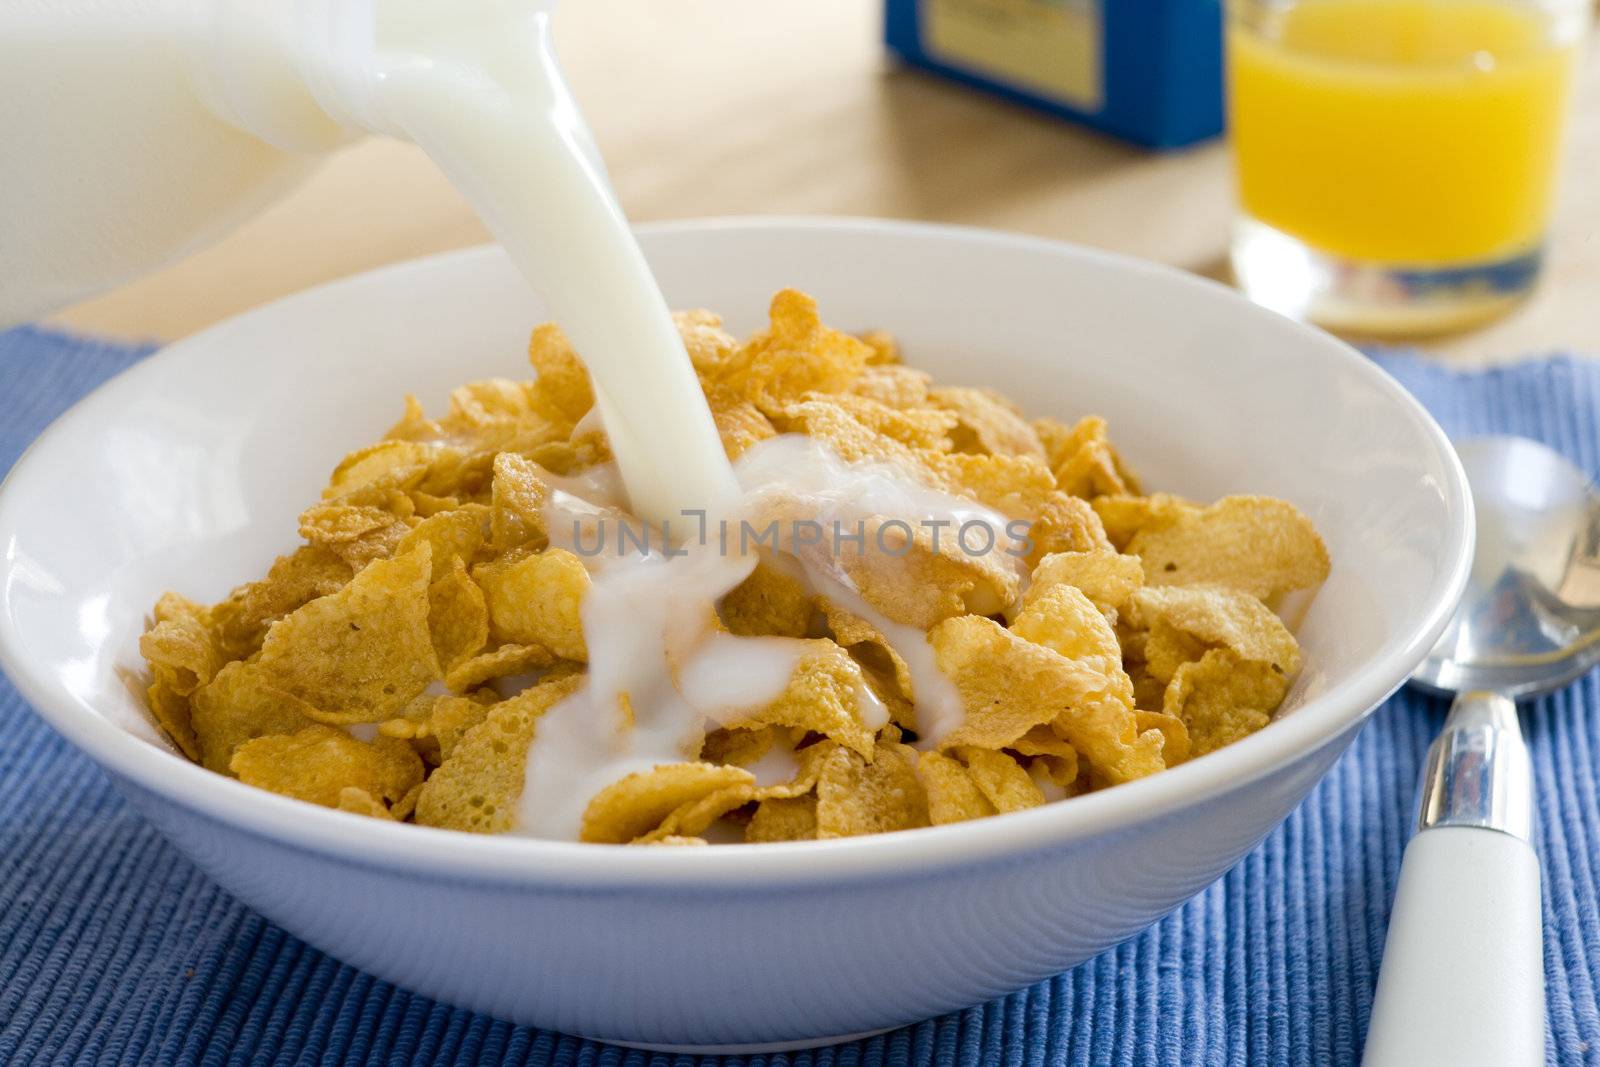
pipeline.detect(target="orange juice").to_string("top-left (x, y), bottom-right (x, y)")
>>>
top-left (1228, 0), bottom-right (1580, 265)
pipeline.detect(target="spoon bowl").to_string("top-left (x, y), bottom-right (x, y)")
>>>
top-left (1412, 434), bottom-right (1600, 699)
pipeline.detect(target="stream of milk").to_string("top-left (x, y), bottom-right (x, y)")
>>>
top-left (363, 0), bottom-right (737, 526)
top-left (350, 4), bottom-right (1025, 838)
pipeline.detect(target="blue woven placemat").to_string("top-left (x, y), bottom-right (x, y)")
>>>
top-left (2, 324), bottom-right (1598, 1066)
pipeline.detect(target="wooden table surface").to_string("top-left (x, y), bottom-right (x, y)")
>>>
top-left (49, 1), bottom-right (1600, 364)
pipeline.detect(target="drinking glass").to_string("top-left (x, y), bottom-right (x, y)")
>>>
top-left (1227, 0), bottom-right (1588, 335)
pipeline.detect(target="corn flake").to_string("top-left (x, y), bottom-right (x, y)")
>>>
top-left (475, 548), bottom-right (590, 661)
top-left (815, 738), bottom-right (929, 838)
top-left (1026, 549), bottom-right (1144, 616)
top-left (415, 673), bottom-right (582, 833)
top-left (1130, 585), bottom-right (1301, 678)
top-left (1128, 495), bottom-right (1330, 601)
top-left (1164, 649), bottom-right (1286, 756)
top-left (719, 640), bottom-right (878, 759)
top-left (954, 746), bottom-right (1045, 813)
top-left (337, 786), bottom-right (396, 820)
top-left (929, 386), bottom-right (1045, 458)
top-left (918, 750), bottom-right (995, 825)
top-left (444, 642), bottom-right (558, 693)
top-left (231, 724), bottom-right (423, 809)
top-left (580, 762), bottom-right (755, 844)
top-left (720, 560), bottom-right (814, 638)
top-left (254, 544), bottom-right (440, 724)
top-left (746, 795), bottom-right (819, 842)
top-left (190, 660), bottom-right (320, 774)
top-left (526, 323), bottom-right (596, 428)
top-left (427, 556), bottom-right (490, 673)
top-left (931, 615), bottom-right (1163, 784)
top-left (713, 289), bottom-right (872, 417)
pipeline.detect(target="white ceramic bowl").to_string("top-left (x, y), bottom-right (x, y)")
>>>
top-left (0, 219), bottom-right (1471, 1052)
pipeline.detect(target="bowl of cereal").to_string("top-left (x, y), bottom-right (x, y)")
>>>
top-left (0, 218), bottom-right (1471, 1051)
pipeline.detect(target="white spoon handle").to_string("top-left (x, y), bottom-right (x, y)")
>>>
top-left (1362, 827), bottom-right (1544, 1067)
top-left (1363, 691), bottom-right (1544, 1067)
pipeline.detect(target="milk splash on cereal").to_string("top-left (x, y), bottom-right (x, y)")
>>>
top-left (515, 434), bottom-right (1019, 840)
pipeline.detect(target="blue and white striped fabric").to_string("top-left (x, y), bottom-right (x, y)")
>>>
top-left (2, 325), bottom-right (1597, 1066)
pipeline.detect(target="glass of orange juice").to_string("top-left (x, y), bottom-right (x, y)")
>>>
top-left (1227, 0), bottom-right (1587, 335)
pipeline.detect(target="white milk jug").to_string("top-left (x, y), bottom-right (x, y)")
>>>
top-left (0, 0), bottom-right (387, 325)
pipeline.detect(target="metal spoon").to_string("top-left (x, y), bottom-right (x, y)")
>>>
top-left (1364, 435), bottom-right (1600, 1067)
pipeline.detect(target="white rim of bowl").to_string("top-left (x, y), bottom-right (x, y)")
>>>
top-left (0, 217), bottom-right (1474, 889)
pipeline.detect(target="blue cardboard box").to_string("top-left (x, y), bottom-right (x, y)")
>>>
top-left (884, 0), bottom-right (1224, 149)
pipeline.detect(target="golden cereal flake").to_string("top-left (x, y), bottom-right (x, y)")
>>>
top-left (231, 725), bottom-right (423, 809)
top-left (821, 598), bottom-right (915, 707)
top-left (710, 399), bottom-right (779, 460)
top-left (814, 738), bottom-right (929, 838)
top-left (444, 642), bottom-right (558, 693)
top-left (1009, 584), bottom-right (1133, 702)
top-left (780, 397), bottom-right (936, 481)
top-left (324, 440), bottom-right (434, 500)
top-left (1129, 585), bottom-right (1301, 678)
top-left (526, 323), bottom-right (596, 428)
top-left (931, 615), bottom-right (1163, 784)
top-left (145, 666), bottom-right (200, 763)
top-left (1091, 492), bottom-right (1195, 551)
top-left (1127, 495), bottom-right (1330, 601)
top-left (385, 394), bottom-right (445, 442)
top-left (917, 750), bottom-right (996, 825)
top-left (712, 289), bottom-right (873, 417)
top-left (928, 386), bottom-right (1046, 458)
top-left (474, 547), bottom-right (590, 662)
top-left (634, 783), bottom-right (759, 843)
top-left (1163, 648), bottom-right (1286, 756)
top-left (1041, 416), bottom-right (1142, 498)
top-left (746, 794), bottom-right (819, 842)
top-left (1025, 549), bottom-right (1145, 616)
top-left (210, 545), bottom-right (354, 659)
top-left (849, 363), bottom-right (930, 409)
top-left (336, 786), bottom-right (397, 820)
top-left (674, 308), bottom-right (739, 378)
top-left (415, 673), bottom-right (582, 833)
top-left (444, 378), bottom-right (529, 426)
top-left (488, 452), bottom-right (552, 552)
top-left (140, 593), bottom-right (222, 697)
top-left (1135, 709), bottom-right (1193, 766)
top-left (1017, 490), bottom-right (1114, 565)
top-left (719, 560), bottom-right (814, 638)
top-left (857, 328), bottom-right (901, 366)
top-left (803, 392), bottom-right (955, 451)
top-left (835, 513), bottom-right (1021, 630)
top-left (427, 556), bottom-right (491, 673)
top-left (297, 502), bottom-right (413, 567)
top-left (720, 640), bottom-right (879, 759)
top-left (953, 746), bottom-right (1045, 813)
top-left (190, 660), bottom-right (320, 774)
top-left (395, 504), bottom-right (491, 581)
top-left (580, 763), bottom-right (756, 844)
top-left (700, 724), bottom-right (782, 768)
top-left (253, 544), bottom-right (441, 725)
